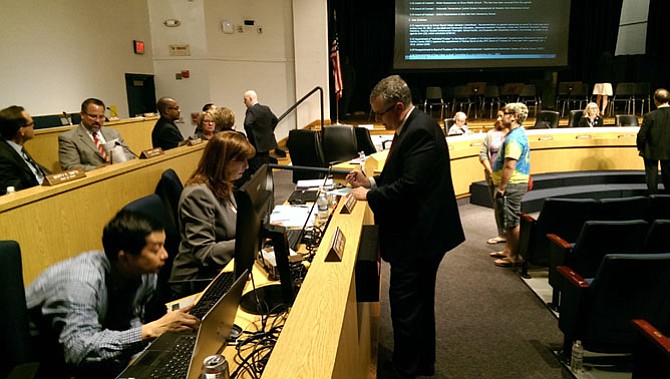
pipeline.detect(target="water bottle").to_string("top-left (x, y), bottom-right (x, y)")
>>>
top-left (317, 186), bottom-right (329, 222)
top-left (5, 186), bottom-right (16, 195)
top-left (570, 339), bottom-right (584, 373)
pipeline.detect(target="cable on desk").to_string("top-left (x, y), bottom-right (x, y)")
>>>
top-left (230, 311), bottom-right (288, 378)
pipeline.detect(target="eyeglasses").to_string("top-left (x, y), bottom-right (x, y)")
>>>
top-left (503, 111), bottom-right (515, 115)
top-left (22, 122), bottom-right (35, 128)
top-left (203, 119), bottom-right (215, 124)
top-left (84, 113), bottom-right (106, 120)
top-left (374, 103), bottom-right (396, 118)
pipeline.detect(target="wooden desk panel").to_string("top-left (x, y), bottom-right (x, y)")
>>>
top-left (23, 116), bottom-right (158, 173)
top-left (0, 143), bottom-right (204, 285)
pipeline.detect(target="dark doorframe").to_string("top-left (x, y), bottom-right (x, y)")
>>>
top-left (125, 73), bottom-right (156, 117)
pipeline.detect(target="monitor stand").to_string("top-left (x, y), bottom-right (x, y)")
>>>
top-left (240, 284), bottom-right (287, 315)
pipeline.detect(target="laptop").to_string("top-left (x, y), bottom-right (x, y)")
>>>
top-left (116, 269), bottom-right (248, 379)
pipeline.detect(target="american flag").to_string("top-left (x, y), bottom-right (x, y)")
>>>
top-left (330, 35), bottom-right (343, 100)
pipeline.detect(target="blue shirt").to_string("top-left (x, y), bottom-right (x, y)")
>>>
top-left (25, 251), bottom-right (156, 369)
top-left (492, 126), bottom-right (530, 185)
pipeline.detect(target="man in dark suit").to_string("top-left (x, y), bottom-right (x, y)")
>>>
top-left (59, 98), bottom-right (134, 171)
top-left (637, 88), bottom-right (670, 194)
top-left (243, 90), bottom-right (279, 173)
top-left (152, 97), bottom-right (184, 150)
top-left (347, 75), bottom-right (464, 378)
top-left (0, 105), bottom-right (50, 194)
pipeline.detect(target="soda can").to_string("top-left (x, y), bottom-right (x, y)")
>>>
top-left (202, 354), bottom-right (229, 379)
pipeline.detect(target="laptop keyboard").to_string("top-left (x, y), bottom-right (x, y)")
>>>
top-left (287, 229), bottom-right (303, 250)
top-left (148, 335), bottom-right (196, 378)
top-left (189, 271), bottom-right (236, 319)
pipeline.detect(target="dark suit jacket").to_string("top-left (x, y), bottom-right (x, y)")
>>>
top-left (637, 106), bottom-right (670, 160)
top-left (366, 108), bottom-right (464, 262)
top-left (244, 103), bottom-right (278, 153)
top-left (58, 124), bottom-right (131, 171)
top-left (0, 140), bottom-right (48, 194)
top-left (152, 117), bottom-right (184, 150)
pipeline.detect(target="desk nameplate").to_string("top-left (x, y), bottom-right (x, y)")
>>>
top-left (325, 226), bottom-right (346, 262)
top-left (140, 147), bottom-right (164, 158)
top-left (339, 193), bottom-right (357, 214)
top-left (42, 168), bottom-right (86, 186)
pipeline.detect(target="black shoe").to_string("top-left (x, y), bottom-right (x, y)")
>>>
top-left (274, 148), bottom-right (287, 157)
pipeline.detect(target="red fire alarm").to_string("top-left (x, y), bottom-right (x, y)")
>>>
top-left (181, 70), bottom-right (190, 78)
top-left (133, 40), bottom-right (145, 54)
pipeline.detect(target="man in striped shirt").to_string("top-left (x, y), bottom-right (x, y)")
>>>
top-left (26, 210), bottom-right (199, 378)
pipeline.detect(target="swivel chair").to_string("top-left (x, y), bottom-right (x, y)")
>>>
top-left (321, 125), bottom-right (358, 165)
top-left (354, 126), bottom-right (377, 156)
top-left (154, 169), bottom-right (184, 229)
top-left (615, 114), bottom-right (639, 126)
top-left (568, 110), bottom-right (584, 127)
top-left (285, 129), bottom-right (326, 183)
top-left (532, 110), bottom-right (560, 129)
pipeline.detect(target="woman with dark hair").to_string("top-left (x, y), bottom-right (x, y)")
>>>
top-left (170, 131), bottom-right (255, 296)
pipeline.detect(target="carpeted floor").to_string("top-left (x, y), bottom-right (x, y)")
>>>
top-left (272, 168), bottom-right (570, 378)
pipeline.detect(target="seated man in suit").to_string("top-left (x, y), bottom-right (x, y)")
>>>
top-left (152, 97), bottom-right (184, 150)
top-left (25, 210), bottom-right (200, 378)
top-left (58, 98), bottom-right (134, 171)
top-left (0, 105), bottom-right (50, 194)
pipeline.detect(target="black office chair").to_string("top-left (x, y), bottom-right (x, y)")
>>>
top-left (154, 169), bottom-right (184, 229)
top-left (353, 126), bottom-right (377, 156)
top-left (0, 241), bottom-right (39, 379)
top-left (123, 194), bottom-right (181, 318)
top-left (568, 110), bottom-right (584, 127)
top-left (615, 114), bottom-right (639, 126)
top-left (532, 110), bottom-right (560, 129)
top-left (557, 253), bottom-right (670, 359)
top-left (321, 125), bottom-right (358, 165)
top-left (286, 129), bottom-right (326, 183)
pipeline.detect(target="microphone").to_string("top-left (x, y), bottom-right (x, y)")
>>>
top-left (290, 164), bottom-right (334, 250)
top-left (115, 141), bottom-right (139, 158)
top-left (62, 111), bottom-right (72, 125)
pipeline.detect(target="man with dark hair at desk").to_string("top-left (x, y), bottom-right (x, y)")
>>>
top-left (0, 105), bottom-right (50, 194)
top-left (152, 96), bottom-right (184, 150)
top-left (637, 88), bottom-right (670, 194)
top-left (347, 75), bottom-right (464, 379)
top-left (25, 210), bottom-right (199, 378)
top-left (58, 98), bottom-right (134, 171)
top-left (243, 89), bottom-right (280, 173)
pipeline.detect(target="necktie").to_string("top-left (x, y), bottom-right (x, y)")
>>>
top-left (93, 132), bottom-right (107, 162)
top-left (22, 148), bottom-right (45, 182)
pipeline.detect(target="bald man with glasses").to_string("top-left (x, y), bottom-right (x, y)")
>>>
top-left (58, 98), bottom-right (134, 171)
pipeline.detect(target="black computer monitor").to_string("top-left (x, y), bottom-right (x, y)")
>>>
top-left (234, 165), bottom-right (296, 315)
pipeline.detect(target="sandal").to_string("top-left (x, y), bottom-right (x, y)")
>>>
top-left (494, 257), bottom-right (523, 267)
top-left (489, 251), bottom-right (507, 258)
top-left (487, 236), bottom-right (506, 244)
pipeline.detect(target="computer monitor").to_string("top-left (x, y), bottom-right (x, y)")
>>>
top-left (234, 164), bottom-right (297, 315)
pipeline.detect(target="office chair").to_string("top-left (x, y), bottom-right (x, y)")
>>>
top-left (123, 194), bottom-right (181, 318)
top-left (0, 240), bottom-right (39, 379)
top-left (532, 110), bottom-right (560, 129)
top-left (286, 129), bottom-right (326, 183)
top-left (567, 110), bottom-right (584, 127)
top-left (615, 114), bottom-right (639, 126)
top-left (353, 126), bottom-right (377, 156)
top-left (154, 168), bottom-right (184, 229)
top-left (321, 125), bottom-right (358, 165)
top-left (557, 253), bottom-right (670, 359)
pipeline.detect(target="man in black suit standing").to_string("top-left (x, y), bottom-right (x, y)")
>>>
top-left (637, 88), bottom-right (670, 194)
top-left (152, 97), bottom-right (184, 150)
top-left (243, 90), bottom-right (279, 173)
top-left (0, 105), bottom-right (49, 194)
top-left (347, 75), bottom-right (465, 378)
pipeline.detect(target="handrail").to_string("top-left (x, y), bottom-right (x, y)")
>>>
top-left (277, 86), bottom-right (324, 130)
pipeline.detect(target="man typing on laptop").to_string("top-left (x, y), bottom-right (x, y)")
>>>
top-left (26, 210), bottom-right (200, 378)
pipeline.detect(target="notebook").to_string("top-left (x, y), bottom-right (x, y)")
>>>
top-left (116, 269), bottom-right (247, 379)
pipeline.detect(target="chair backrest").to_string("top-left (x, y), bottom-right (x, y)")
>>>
top-left (642, 219), bottom-right (670, 254)
top-left (154, 169), bottom-right (184, 229)
top-left (122, 194), bottom-right (180, 316)
top-left (584, 253), bottom-right (670, 353)
top-left (571, 220), bottom-right (649, 279)
top-left (453, 85), bottom-right (473, 99)
top-left (649, 194), bottom-right (670, 221)
top-left (484, 85), bottom-right (500, 97)
top-left (557, 81), bottom-right (582, 96)
top-left (596, 195), bottom-right (649, 221)
top-left (568, 110), bottom-right (584, 127)
top-left (518, 84), bottom-right (537, 98)
top-left (527, 198), bottom-right (599, 266)
top-left (533, 110), bottom-right (560, 129)
top-left (286, 129), bottom-right (326, 183)
top-left (353, 127), bottom-right (377, 156)
top-left (425, 86), bottom-right (443, 100)
top-left (635, 82), bottom-right (651, 97)
top-left (321, 125), bottom-right (358, 165)
top-left (616, 114), bottom-right (639, 126)
top-left (615, 82), bottom-right (636, 96)
top-left (0, 240), bottom-right (34, 379)
top-left (467, 82), bottom-right (487, 94)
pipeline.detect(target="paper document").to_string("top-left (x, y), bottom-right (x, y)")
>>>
top-left (270, 205), bottom-right (316, 228)
top-left (296, 178), bottom-right (334, 189)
